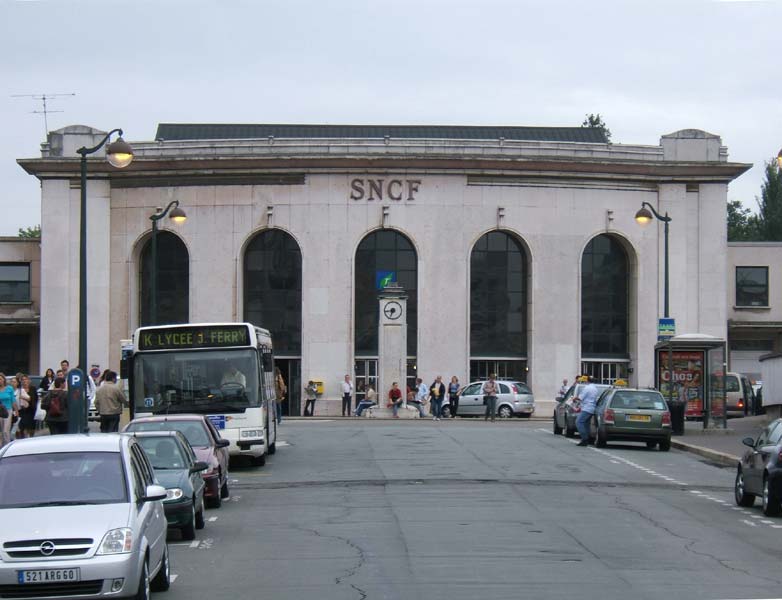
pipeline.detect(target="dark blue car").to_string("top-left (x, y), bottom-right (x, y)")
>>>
top-left (735, 418), bottom-right (782, 517)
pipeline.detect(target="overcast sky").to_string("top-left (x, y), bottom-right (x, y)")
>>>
top-left (1, 0), bottom-right (778, 236)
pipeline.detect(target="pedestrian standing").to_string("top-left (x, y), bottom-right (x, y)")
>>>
top-left (16, 375), bottom-right (37, 439)
top-left (274, 367), bottom-right (286, 424)
top-left (429, 375), bottom-right (446, 421)
top-left (94, 371), bottom-right (128, 433)
top-left (574, 376), bottom-right (600, 446)
top-left (39, 368), bottom-right (55, 392)
top-left (387, 382), bottom-right (403, 418)
top-left (447, 376), bottom-right (460, 418)
top-left (42, 377), bottom-right (68, 435)
top-left (341, 374), bottom-right (353, 417)
top-left (0, 374), bottom-right (14, 445)
top-left (481, 373), bottom-right (499, 422)
top-left (304, 380), bottom-right (318, 416)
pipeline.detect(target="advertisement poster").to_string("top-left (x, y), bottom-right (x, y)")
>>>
top-left (657, 350), bottom-right (705, 417)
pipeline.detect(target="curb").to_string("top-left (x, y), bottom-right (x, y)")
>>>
top-left (670, 439), bottom-right (739, 468)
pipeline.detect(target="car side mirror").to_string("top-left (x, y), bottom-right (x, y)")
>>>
top-left (141, 484), bottom-right (167, 503)
top-left (742, 436), bottom-right (755, 448)
top-left (216, 439), bottom-right (230, 448)
top-left (190, 461), bottom-right (209, 473)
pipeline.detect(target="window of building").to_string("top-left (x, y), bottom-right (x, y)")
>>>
top-left (470, 231), bottom-right (527, 359)
top-left (0, 263), bottom-right (31, 303)
top-left (581, 235), bottom-right (628, 358)
top-left (244, 229), bottom-right (302, 356)
top-left (729, 338), bottom-right (774, 352)
top-left (736, 266), bottom-right (768, 307)
top-left (354, 230), bottom-right (417, 357)
top-left (0, 334), bottom-right (30, 374)
top-left (139, 232), bottom-right (189, 326)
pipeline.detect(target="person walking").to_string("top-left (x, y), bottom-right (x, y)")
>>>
top-left (41, 377), bottom-right (69, 435)
top-left (0, 374), bottom-right (14, 445)
top-left (387, 382), bottom-right (403, 418)
top-left (341, 374), bottom-right (353, 417)
top-left (274, 367), bottom-right (287, 424)
top-left (429, 375), bottom-right (446, 421)
top-left (94, 371), bottom-right (128, 433)
top-left (15, 374), bottom-right (36, 439)
top-left (482, 373), bottom-right (499, 422)
top-left (303, 380), bottom-right (318, 416)
top-left (447, 376), bottom-right (461, 418)
top-left (574, 375), bottom-right (600, 446)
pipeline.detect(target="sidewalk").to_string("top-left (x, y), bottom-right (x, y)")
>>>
top-left (670, 414), bottom-right (774, 467)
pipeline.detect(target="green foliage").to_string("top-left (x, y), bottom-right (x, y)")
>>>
top-left (17, 225), bottom-right (41, 238)
top-left (581, 113), bottom-right (611, 142)
top-left (755, 160), bottom-right (782, 240)
top-left (727, 200), bottom-right (759, 241)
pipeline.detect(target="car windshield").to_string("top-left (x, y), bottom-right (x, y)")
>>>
top-left (611, 391), bottom-right (666, 410)
top-left (126, 421), bottom-right (211, 447)
top-left (137, 437), bottom-right (187, 470)
top-left (0, 452), bottom-right (127, 508)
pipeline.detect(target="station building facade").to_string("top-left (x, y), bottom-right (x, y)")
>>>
top-left (15, 124), bottom-right (750, 413)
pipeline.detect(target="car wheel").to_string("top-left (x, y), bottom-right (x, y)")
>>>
top-left (441, 405), bottom-right (451, 419)
top-left (253, 453), bottom-right (266, 467)
top-left (565, 423), bottom-right (576, 438)
top-left (135, 559), bottom-right (151, 600)
top-left (659, 439), bottom-right (671, 452)
top-left (595, 428), bottom-right (607, 448)
top-left (220, 477), bottom-right (230, 499)
top-left (497, 405), bottom-right (513, 419)
top-left (762, 475), bottom-right (781, 517)
top-left (646, 441), bottom-right (657, 449)
top-left (735, 469), bottom-right (755, 507)
top-left (268, 441), bottom-right (276, 455)
top-left (150, 545), bottom-right (170, 592)
top-left (553, 412), bottom-right (563, 435)
top-left (206, 478), bottom-right (222, 509)
top-left (195, 501), bottom-right (206, 530)
top-left (181, 503), bottom-right (197, 540)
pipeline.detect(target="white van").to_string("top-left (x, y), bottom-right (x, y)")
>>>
top-left (725, 372), bottom-right (756, 417)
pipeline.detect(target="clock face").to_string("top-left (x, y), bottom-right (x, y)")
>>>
top-left (383, 301), bottom-right (402, 320)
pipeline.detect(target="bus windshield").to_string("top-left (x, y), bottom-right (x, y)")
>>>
top-left (132, 348), bottom-right (259, 415)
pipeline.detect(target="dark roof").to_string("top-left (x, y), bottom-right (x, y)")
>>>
top-left (154, 123), bottom-right (608, 144)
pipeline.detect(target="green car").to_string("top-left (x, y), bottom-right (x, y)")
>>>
top-left (590, 388), bottom-right (672, 451)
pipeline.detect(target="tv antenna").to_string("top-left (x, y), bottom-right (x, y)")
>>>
top-left (11, 92), bottom-right (76, 137)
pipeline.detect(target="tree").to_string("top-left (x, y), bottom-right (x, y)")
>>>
top-left (17, 225), bottom-right (41, 238)
top-left (755, 159), bottom-right (782, 241)
top-left (581, 113), bottom-right (611, 142)
top-left (727, 200), bottom-right (759, 241)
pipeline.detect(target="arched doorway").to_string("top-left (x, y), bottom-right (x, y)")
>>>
top-left (469, 231), bottom-right (528, 381)
top-left (244, 229), bottom-right (302, 415)
top-left (139, 231), bottom-right (189, 326)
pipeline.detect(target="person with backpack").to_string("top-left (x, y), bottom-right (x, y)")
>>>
top-left (41, 377), bottom-right (69, 435)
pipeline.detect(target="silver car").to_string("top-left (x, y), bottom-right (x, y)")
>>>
top-left (442, 380), bottom-right (535, 418)
top-left (0, 434), bottom-right (170, 599)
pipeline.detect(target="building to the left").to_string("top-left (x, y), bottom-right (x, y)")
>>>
top-left (0, 237), bottom-right (40, 375)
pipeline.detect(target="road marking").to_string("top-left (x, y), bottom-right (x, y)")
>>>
top-left (168, 543), bottom-right (192, 547)
top-left (189, 540), bottom-right (200, 548)
top-left (760, 520), bottom-right (774, 524)
top-left (170, 575), bottom-right (178, 583)
top-left (198, 538), bottom-right (214, 550)
top-left (741, 519), bottom-right (758, 527)
top-left (208, 516), bottom-right (218, 522)
top-left (231, 495), bottom-right (242, 502)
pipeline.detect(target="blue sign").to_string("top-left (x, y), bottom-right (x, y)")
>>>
top-left (207, 415), bottom-right (226, 430)
top-left (66, 368), bottom-right (86, 434)
top-left (658, 318), bottom-right (676, 342)
top-left (376, 271), bottom-right (396, 290)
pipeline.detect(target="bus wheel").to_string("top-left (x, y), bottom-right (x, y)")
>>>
top-left (268, 442), bottom-right (276, 455)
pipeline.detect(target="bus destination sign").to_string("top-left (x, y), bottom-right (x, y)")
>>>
top-left (138, 325), bottom-right (250, 351)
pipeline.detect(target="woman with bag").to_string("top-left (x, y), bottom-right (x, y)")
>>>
top-left (0, 373), bottom-right (14, 445)
top-left (41, 377), bottom-right (69, 435)
top-left (16, 375), bottom-right (37, 439)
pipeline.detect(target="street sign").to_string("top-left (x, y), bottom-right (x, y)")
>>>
top-left (658, 318), bottom-right (676, 342)
top-left (66, 368), bottom-right (86, 434)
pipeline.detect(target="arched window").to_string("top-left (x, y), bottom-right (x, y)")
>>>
top-left (139, 231), bottom-right (189, 326)
top-left (581, 234), bottom-right (629, 364)
top-left (243, 229), bottom-right (302, 355)
top-left (355, 229), bottom-right (417, 356)
top-left (469, 231), bottom-right (528, 381)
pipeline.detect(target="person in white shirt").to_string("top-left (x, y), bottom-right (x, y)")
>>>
top-left (341, 374), bottom-right (353, 417)
top-left (407, 378), bottom-right (427, 418)
top-left (558, 378), bottom-right (569, 398)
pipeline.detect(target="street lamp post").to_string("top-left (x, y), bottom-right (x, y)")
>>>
top-left (148, 201), bottom-right (187, 326)
top-left (635, 202), bottom-right (672, 318)
top-left (76, 129), bottom-right (133, 431)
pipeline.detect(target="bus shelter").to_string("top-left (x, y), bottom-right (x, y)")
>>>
top-left (654, 334), bottom-right (727, 432)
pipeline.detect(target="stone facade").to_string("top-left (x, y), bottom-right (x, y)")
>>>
top-left (16, 125), bottom-right (751, 408)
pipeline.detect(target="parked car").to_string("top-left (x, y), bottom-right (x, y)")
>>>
top-left (553, 383), bottom-right (611, 437)
top-left (441, 380), bottom-right (535, 418)
top-left (0, 434), bottom-right (170, 598)
top-left (725, 372), bottom-right (757, 417)
top-left (124, 415), bottom-right (230, 508)
top-left (589, 387), bottom-right (672, 450)
top-left (734, 417), bottom-right (782, 517)
top-left (129, 431), bottom-right (208, 540)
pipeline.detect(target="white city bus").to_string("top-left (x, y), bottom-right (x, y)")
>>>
top-left (128, 323), bottom-right (277, 466)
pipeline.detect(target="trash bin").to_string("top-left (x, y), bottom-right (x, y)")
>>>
top-left (669, 400), bottom-right (685, 436)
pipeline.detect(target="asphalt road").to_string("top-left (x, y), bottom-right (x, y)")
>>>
top-left (162, 420), bottom-right (782, 600)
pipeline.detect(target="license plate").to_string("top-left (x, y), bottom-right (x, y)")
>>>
top-left (207, 415), bottom-right (226, 430)
top-left (18, 568), bottom-right (81, 584)
top-left (627, 414), bottom-right (651, 422)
